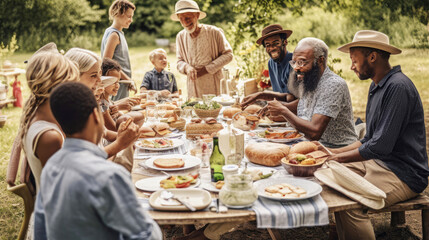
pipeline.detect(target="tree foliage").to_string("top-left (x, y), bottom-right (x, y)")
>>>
top-left (0, 0), bottom-right (104, 51)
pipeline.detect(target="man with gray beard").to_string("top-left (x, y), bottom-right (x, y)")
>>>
top-left (266, 37), bottom-right (358, 148)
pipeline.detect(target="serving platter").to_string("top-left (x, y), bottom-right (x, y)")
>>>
top-left (254, 128), bottom-right (305, 143)
top-left (149, 189), bottom-right (212, 211)
top-left (135, 176), bottom-right (201, 192)
top-left (254, 178), bottom-right (322, 201)
top-left (135, 138), bottom-right (184, 151)
top-left (142, 154), bottom-right (201, 171)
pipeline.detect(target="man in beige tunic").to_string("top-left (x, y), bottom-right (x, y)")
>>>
top-left (172, 0), bottom-right (233, 98)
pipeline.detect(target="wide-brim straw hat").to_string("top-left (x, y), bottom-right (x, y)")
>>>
top-left (170, 0), bottom-right (206, 21)
top-left (256, 24), bottom-right (293, 45)
top-left (101, 76), bottom-right (118, 87)
top-left (314, 161), bottom-right (387, 210)
top-left (338, 30), bottom-right (401, 54)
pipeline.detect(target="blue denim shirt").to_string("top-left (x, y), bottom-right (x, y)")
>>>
top-left (267, 52), bottom-right (293, 93)
top-left (140, 68), bottom-right (177, 93)
top-left (359, 66), bottom-right (429, 193)
top-left (34, 138), bottom-right (162, 240)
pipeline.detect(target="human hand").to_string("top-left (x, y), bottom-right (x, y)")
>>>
top-left (115, 99), bottom-right (132, 111)
top-left (116, 119), bottom-right (139, 149)
top-left (160, 89), bottom-right (171, 98)
top-left (128, 81), bottom-right (137, 94)
top-left (241, 92), bottom-right (262, 109)
top-left (109, 105), bottom-right (119, 115)
top-left (196, 67), bottom-right (208, 78)
top-left (267, 99), bottom-right (288, 121)
top-left (186, 66), bottom-right (197, 81)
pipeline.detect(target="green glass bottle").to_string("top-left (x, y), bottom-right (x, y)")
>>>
top-left (210, 136), bottom-right (225, 182)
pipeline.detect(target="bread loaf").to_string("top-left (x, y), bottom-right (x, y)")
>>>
top-left (185, 123), bottom-right (223, 138)
top-left (244, 105), bottom-right (262, 114)
top-left (223, 107), bottom-right (242, 118)
top-left (154, 158), bottom-right (185, 168)
top-left (289, 142), bottom-right (318, 154)
top-left (245, 142), bottom-right (290, 166)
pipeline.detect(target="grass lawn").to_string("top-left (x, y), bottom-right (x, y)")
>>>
top-left (0, 46), bottom-right (428, 239)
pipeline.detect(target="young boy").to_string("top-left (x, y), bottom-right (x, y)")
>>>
top-left (34, 82), bottom-right (162, 240)
top-left (140, 48), bottom-right (178, 97)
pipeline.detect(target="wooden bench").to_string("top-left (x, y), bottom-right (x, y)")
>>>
top-left (370, 194), bottom-right (429, 238)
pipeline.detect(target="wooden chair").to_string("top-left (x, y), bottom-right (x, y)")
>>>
top-left (6, 136), bottom-right (36, 240)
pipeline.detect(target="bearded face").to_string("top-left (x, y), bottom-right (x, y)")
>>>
top-left (289, 61), bottom-right (321, 94)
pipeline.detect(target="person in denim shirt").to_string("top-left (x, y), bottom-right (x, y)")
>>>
top-left (140, 48), bottom-right (178, 98)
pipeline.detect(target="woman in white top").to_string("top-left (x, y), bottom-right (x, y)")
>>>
top-left (20, 45), bottom-right (80, 192)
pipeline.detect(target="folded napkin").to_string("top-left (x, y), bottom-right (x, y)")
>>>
top-left (251, 195), bottom-right (329, 229)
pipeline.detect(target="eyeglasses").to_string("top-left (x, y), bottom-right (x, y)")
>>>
top-left (289, 60), bottom-right (310, 68)
top-left (264, 41), bottom-right (282, 49)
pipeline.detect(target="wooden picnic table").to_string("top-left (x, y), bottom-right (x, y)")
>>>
top-left (131, 146), bottom-right (429, 239)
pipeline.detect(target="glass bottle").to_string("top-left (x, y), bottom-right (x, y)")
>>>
top-left (210, 136), bottom-right (225, 182)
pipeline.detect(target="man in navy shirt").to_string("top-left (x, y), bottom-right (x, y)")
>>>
top-left (241, 24), bottom-right (298, 113)
top-left (330, 30), bottom-right (429, 240)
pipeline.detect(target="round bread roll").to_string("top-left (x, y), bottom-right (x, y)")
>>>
top-left (223, 107), bottom-right (242, 119)
top-left (153, 158), bottom-right (185, 168)
top-left (245, 142), bottom-right (290, 166)
top-left (139, 126), bottom-right (156, 137)
top-left (244, 105), bottom-right (262, 114)
top-left (289, 142), bottom-right (318, 155)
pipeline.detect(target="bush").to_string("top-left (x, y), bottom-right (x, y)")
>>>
top-left (127, 31), bottom-right (157, 47)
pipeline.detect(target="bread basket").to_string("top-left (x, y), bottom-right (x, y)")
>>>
top-left (281, 158), bottom-right (325, 177)
top-left (193, 107), bottom-right (221, 118)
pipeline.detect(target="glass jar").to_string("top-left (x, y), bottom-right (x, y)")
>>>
top-left (219, 174), bottom-right (258, 207)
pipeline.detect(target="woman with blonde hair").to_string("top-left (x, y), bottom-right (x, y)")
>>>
top-left (64, 47), bottom-right (102, 91)
top-left (64, 48), bottom-right (140, 171)
top-left (20, 46), bottom-right (80, 192)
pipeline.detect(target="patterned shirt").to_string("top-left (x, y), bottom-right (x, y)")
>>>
top-left (34, 138), bottom-right (162, 240)
top-left (140, 68), bottom-right (177, 93)
top-left (297, 67), bottom-right (358, 148)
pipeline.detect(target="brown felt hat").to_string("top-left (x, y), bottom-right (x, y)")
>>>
top-left (338, 30), bottom-right (401, 54)
top-left (256, 24), bottom-right (293, 45)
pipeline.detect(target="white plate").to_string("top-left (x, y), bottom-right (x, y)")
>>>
top-left (149, 189), bottom-right (212, 211)
top-left (254, 128), bottom-right (305, 143)
top-left (144, 154), bottom-right (201, 171)
top-left (135, 138), bottom-right (184, 151)
top-left (135, 176), bottom-right (201, 192)
top-left (254, 178), bottom-right (322, 201)
top-left (258, 122), bottom-right (288, 127)
top-left (139, 131), bottom-right (183, 139)
top-left (201, 182), bottom-right (221, 193)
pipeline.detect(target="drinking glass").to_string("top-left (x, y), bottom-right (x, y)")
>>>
top-left (226, 153), bottom-right (243, 167)
top-left (147, 90), bottom-right (158, 103)
top-left (146, 105), bottom-right (156, 123)
top-left (183, 107), bottom-right (193, 123)
top-left (203, 94), bottom-right (216, 104)
top-left (156, 105), bottom-right (167, 120)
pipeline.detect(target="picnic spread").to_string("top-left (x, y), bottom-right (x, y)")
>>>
top-left (129, 96), bottom-right (384, 232)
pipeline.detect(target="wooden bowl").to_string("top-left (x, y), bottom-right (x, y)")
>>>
top-left (193, 107), bottom-right (221, 118)
top-left (280, 158), bottom-right (325, 177)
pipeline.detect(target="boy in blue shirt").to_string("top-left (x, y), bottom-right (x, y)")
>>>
top-left (140, 48), bottom-right (178, 98)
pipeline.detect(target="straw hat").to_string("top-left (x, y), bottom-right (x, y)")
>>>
top-left (101, 76), bottom-right (118, 87)
top-left (338, 30), bottom-right (401, 54)
top-left (256, 24), bottom-right (293, 45)
top-left (170, 0), bottom-right (206, 21)
top-left (314, 161), bottom-right (387, 210)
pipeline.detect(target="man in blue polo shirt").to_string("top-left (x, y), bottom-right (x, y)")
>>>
top-left (330, 30), bottom-right (429, 240)
top-left (241, 24), bottom-right (298, 113)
